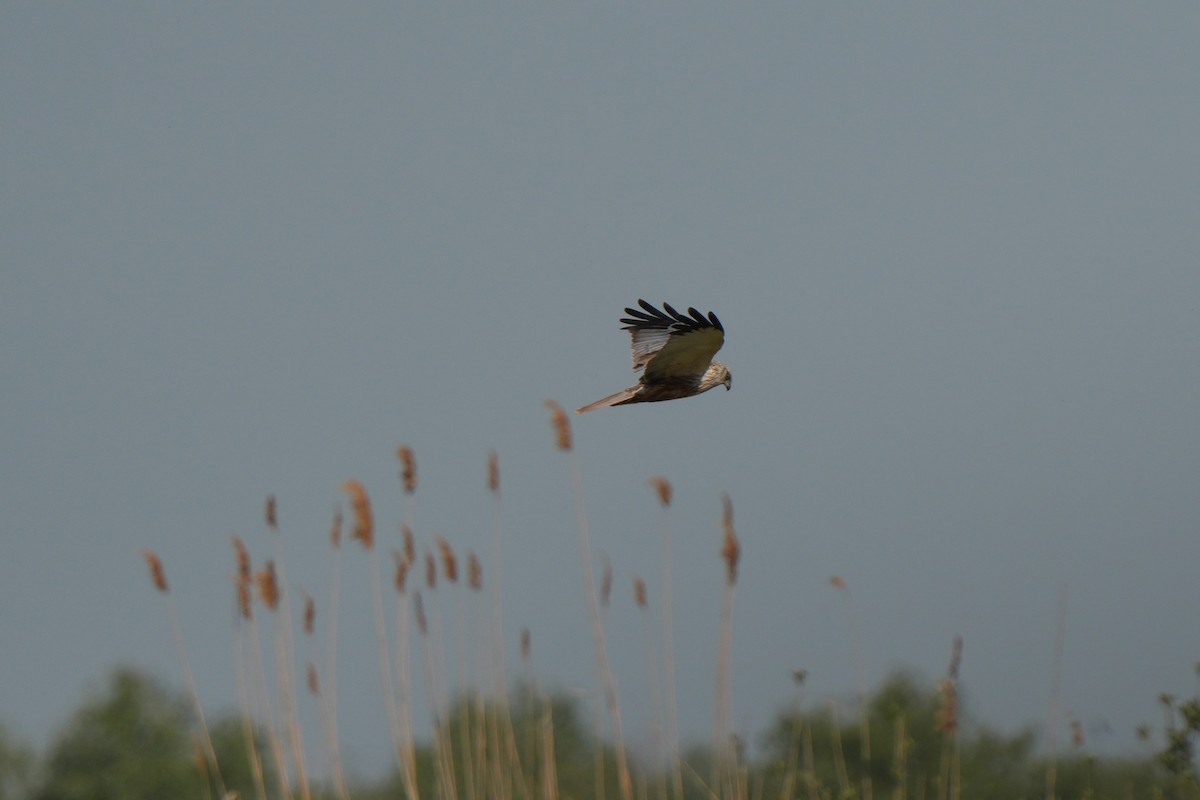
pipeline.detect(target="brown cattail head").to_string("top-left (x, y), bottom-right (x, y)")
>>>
top-left (487, 450), bottom-right (500, 496)
top-left (413, 591), bottom-right (427, 635)
top-left (231, 536), bottom-right (252, 619)
top-left (393, 551), bottom-right (410, 594)
top-left (720, 493), bottom-right (740, 586)
top-left (600, 554), bottom-right (612, 609)
top-left (307, 663), bottom-right (320, 696)
top-left (302, 592), bottom-right (315, 636)
top-left (400, 523), bottom-right (415, 565)
top-left (329, 506), bottom-right (343, 550)
top-left (232, 536), bottom-right (251, 582)
top-left (235, 582), bottom-right (253, 621)
top-left (265, 495), bottom-right (278, 530)
top-left (424, 551), bottom-right (437, 590)
top-left (633, 577), bottom-right (647, 609)
top-left (649, 476), bottom-right (673, 508)
top-left (256, 560), bottom-right (280, 612)
top-left (544, 400), bottom-right (572, 451)
top-left (397, 446), bottom-right (417, 495)
top-left (141, 550), bottom-right (168, 594)
top-left (467, 551), bottom-right (482, 591)
top-left (235, 578), bottom-right (254, 623)
top-left (520, 628), bottom-right (531, 661)
top-left (341, 481), bottom-right (374, 550)
top-left (829, 575), bottom-right (847, 592)
top-left (435, 535), bottom-right (458, 583)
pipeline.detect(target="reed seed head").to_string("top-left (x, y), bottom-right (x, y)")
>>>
top-left (487, 449), bottom-right (500, 495)
top-left (393, 551), bottom-right (410, 594)
top-left (792, 669), bottom-right (808, 686)
top-left (307, 663), bottom-right (320, 696)
top-left (520, 628), bottom-right (531, 661)
top-left (231, 536), bottom-right (252, 619)
top-left (720, 493), bottom-right (740, 586)
top-left (400, 523), bottom-right (415, 565)
top-left (265, 495), bottom-right (278, 530)
top-left (256, 560), bottom-right (280, 612)
top-left (633, 577), bottom-right (647, 609)
top-left (341, 481), bottom-right (374, 550)
top-left (435, 535), bottom-right (458, 583)
top-left (397, 446), bottom-right (417, 495)
top-left (424, 551), bottom-right (437, 590)
top-left (544, 400), bottom-right (572, 451)
top-left (141, 550), bottom-right (168, 594)
top-left (302, 592), bottom-right (315, 636)
top-left (232, 536), bottom-right (251, 580)
top-left (467, 551), bottom-right (482, 591)
top-left (413, 591), bottom-right (427, 635)
top-left (829, 575), bottom-right (846, 591)
top-left (649, 476), bottom-right (673, 508)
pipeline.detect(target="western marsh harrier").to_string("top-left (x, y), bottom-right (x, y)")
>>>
top-left (576, 300), bottom-right (731, 413)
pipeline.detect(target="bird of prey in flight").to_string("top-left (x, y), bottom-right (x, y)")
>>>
top-left (576, 299), bottom-right (731, 414)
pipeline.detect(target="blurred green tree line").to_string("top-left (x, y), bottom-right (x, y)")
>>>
top-left (2, 666), bottom-right (1195, 799)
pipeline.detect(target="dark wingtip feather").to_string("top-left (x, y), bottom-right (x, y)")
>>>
top-left (619, 299), bottom-right (723, 334)
top-left (622, 300), bottom-right (673, 329)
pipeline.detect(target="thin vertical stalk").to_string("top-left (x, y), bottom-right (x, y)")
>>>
top-left (649, 477), bottom-right (684, 800)
top-left (140, 551), bottom-right (229, 799)
top-left (546, 400), bottom-right (632, 800)
top-left (1045, 587), bottom-right (1068, 800)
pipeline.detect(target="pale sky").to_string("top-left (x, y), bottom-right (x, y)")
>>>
top-left (3, 3), bottom-right (1198, 780)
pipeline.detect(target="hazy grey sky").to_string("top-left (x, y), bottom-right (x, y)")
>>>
top-left (4, 3), bottom-right (1198, 779)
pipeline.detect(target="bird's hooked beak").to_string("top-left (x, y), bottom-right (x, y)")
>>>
top-left (723, 372), bottom-right (732, 391)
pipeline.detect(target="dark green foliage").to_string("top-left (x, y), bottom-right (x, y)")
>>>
top-left (1156, 688), bottom-right (1200, 800)
top-left (29, 667), bottom-right (265, 800)
top-left (11, 665), bottom-right (1200, 799)
top-left (32, 668), bottom-right (201, 800)
top-left (755, 671), bottom-right (1188, 800)
top-left (0, 724), bottom-right (32, 800)
top-left (508, 681), bottom-right (623, 798)
top-left (365, 682), bottom-right (623, 800)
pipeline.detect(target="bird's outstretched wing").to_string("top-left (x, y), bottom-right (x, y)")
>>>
top-left (620, 299), bottom-right (725, 381)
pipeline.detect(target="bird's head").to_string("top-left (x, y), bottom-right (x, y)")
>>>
top-left (703, 361), bottom-right (731, 393)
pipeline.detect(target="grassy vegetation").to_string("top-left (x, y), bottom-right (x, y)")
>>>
top-left (24, 402), bottom-right (1195, 799)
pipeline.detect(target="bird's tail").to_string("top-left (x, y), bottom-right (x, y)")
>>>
top-left (575, 386), bottom-right (639, 414)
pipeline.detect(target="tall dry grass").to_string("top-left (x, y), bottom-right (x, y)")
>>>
top-left (139, 402), bottom-right (993, 800)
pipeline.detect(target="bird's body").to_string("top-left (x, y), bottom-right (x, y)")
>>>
top-left (576, 300), bottom-right (731, 414)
